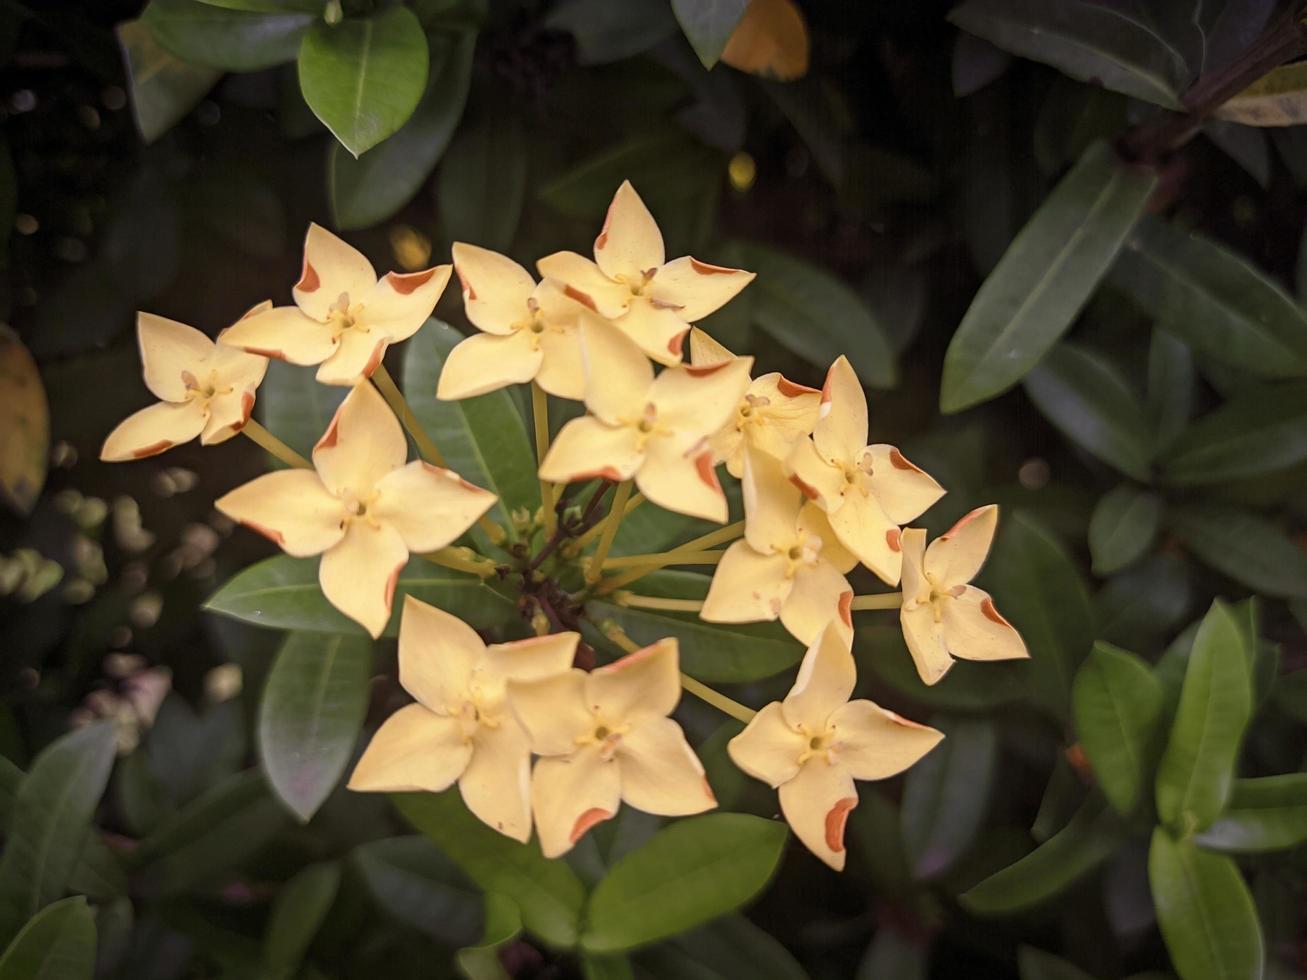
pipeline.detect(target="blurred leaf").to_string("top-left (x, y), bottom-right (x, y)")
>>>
top-left (0, 895), bottom-right (95, 980)
top-left (671, 0), bottom-right (748, 69)
top-left (1147, 330), bottom-right (1194, 453)
top-left (0, 723), bottom-right (115, 948)
top-left (583, 953), bottom-right (635, 980)
top-left (1203, 121), bottom-right (1271, 188)
top-left (719, 0), bottom-right (809, 81)
top-left (1088, 485), bottom-right (1162, 576)
top-left (1195, 775), bottom-right (1307, 853)
top-left (1024, 342), bottom-right (1153, 480)
top-left (258, 632), bottom-right (371, 823)
top-left (1018, 947), bottom-right (1095, 980)
top-left (1215, 61), bottom-right (1307, 127)
top-left (0, 327), bottom-right (48, 516)
top-left (1148, 828), bottom-right (1264, 980)
top-left (581, 813), bottom-right (786, 953)
top-left (1168, 504), bottom-right (1307, 599)
top-left (948, 0), bottom-right (1184, 107)
top-left (436, 103), bottom-right (527, 253)
top-left (857, 929), bottom-right (928, 980)
top-left (1072, 642), bottom-right (1164, 816)
top-left (196, 0), bottom-right (322, 9)
top-left (857, 625), bottom-right (1030, 712)
top-left (1112, 217), bottom-right (1307, 378)
top-left (206, 555), bottom-right (517, 637)
top-left (940, 142), bottom-right (1156, 413)
top-left (330, 33), bottom-right (474, 230)
top-left (257, 359), bottom-right (348, 462)
top-left (116, 19), bottom-right (220, 144)
top-left (66, 835), bottom-right (127, 901)
top-left (760, 79), bottom-right (848, 188)
top-left (0, 758), bottom-right (17, 825)
top-left (142, 0), bottom-right (313, 70)
top-left (456, 892), bottom-right (521, 980)
top-left (847, 790), bottom-right (916, 898)
top-left (1161, 382), bottom-right (1307, 486)
top-left (638, 913), bottom-right (809, 980)
top-left (952, 32), bottom-right (1012, 97)
top-left (352, 837), bottom-right (483, 945)
top-left (263, 862), bottom-right (341, 978)
top-left (738, 240), bottom-right (896, 389)
top-left (298, 7), bottom-right (429, 157)
top-left (544, 0), bottom-right (676, 66)
top-left (1094, 552), bottom-right (1192, 649)
top-left (1155, 600), bottom-right (1251, 833)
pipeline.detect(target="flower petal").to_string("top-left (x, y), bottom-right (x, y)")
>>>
top-left (585, 638), bottom-right (680, 727)
top-left (615, 298), bottom-right (690, 366)
top-left (829, 700), bottom-right (943, 780)
top-left (483, 633), bottom-right (580, 690)
top-left (347, 704), bottom-right (471, 792)
top-left (314, 327), bottom-right (389, 386)
top-left (538, 416), bottom-right (644, 484)
top-left (943, 586), bottom-right (1030, 663)
top-left (779, 559), bottom-right (852, 647)
top-left (778, 759), bottom-right (857, 871)
top-left (460, 721), bottom-right (533, 842)
top-left (796, 501), bottom-right (857, 574)
top-left (363, 266), bottom-right (452, 343)
top-left (532, 745), bottom-right (622, 858)
top-left (617, 716), bottom-right (715, 816)
top-left (925, 504), bottom-right (998, 587)
top-left (208, 334), bottom-right (270, 393)
top-left (507, 669), bottom-right (593, 757)
top-left (649, 357), bottom-right (754, 439)
top-left (636, 436), bottom-right (728, 523)
top-left (745, 372), bottom-right (821, 463)
top-left (200, 387), bottom-right (257, 446)
top-left (593, 180), bottom-right (665, 281)
top-left (294, 223), bottom-right (377, 321)
top-left (451, 242), bottom-right (536, 335)
top-left (701, 541), bottom-right (792, 624)
top-left (742, 448), bottom-right (803, 553)
top-left (727, 700), bottom-right (805, 788)
top-left (650, 256), bottom-right (755, 322)
top-left (782, 620), bottom-right (856, 731)
top-left (319, 520), bottom-right (408, 639)
top-left (688, 326), bottom-right (735, 366)
top-left (865, 445), bottom-right (944, 526)
top-left (436, 330), bottom-right (542, 400)
top-left (813, 356), bottom-right (867, 463)
top-left (901, 601), bottom-right (952, 686)
top-left (372, 461), bottom-right (496, 553)
top-left (786, 436), bottom-right (846, 511)
top-left (826, 488), bottom-right (901, 585)
top-left (217, 305), bottom-right (339, 365)
top-left (534, 321), bottom-right (586, 401)
top-left (536, 250), bottom-right (631, 319)
top-left (580, 316), bottom-right (653, 425)
top-left (137, 312), bottom-right (213, 402)
top-left (214, 468), bottom-right (345, 557)
top-left (898, 527), bottom-right (930, 604)
top-left (101, 400), bottom-right (207, 462)
top-left (312, 381), bottom-right (407, 497)
top-left (397, 596), bottom-right (480, 713)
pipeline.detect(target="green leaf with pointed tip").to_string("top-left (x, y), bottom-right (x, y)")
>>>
top-left (1017, 947), bottom-right (1095, 980)
top-left (1147, 329), bottom-right (1194, 454)
top-left (352, 837), bottom-right (482, 945)
top-left (641, 913), bottom-right (810, 980)
top-left (0, 896), bottom-right (95, 980)
top-left (671, 0), bottom-right (749, 69)
top-left (456, 893), bottom-right (522, 980)
top-left (1161, 382), bottom-right (1307, 486)
top-left (1088, 484), bottom-right (1162, 575)
top-left (263, 862), bottom-right (341, 977)
top-left (1195, 774), bottom-right (1307, 853)
top-left (142, 0), bottom-right (313, 71)
top-left (1168, 504), bottom-right (1307, 599)
top-left (116, 19), bottom-right (220, 144)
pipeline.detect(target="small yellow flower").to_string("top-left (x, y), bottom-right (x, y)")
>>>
top-left (729, 621), bottom-right (943, 870)
top-left (538, 319), bottom-right (752, 523)
top-left (536, 181), bottom-right (755, 366)
top-left (219, 223), bottom-right (451, 386)
top-left (101, 306), bottom-right (270, 462)
top-left (349, 597), bottom-right (578, 842)
top-left (214, 381), bottom-right (496, 638)
top-left (701, 449), bottom-right (855, 645)
top-left (787, 356), bottom-right (944, 585)
top-left (690, 328), bottom-right (820, 479)
top-left (900, 505), bottom-right (1030, 685)
top-left (437, 243), bottom-right (588, 401)
top-left (508, 637), bottom-right (715, 858)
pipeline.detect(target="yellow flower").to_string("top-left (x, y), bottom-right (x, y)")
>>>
top-left (787, 356), bottom-right (944, 585)
top-left (701, 449), bottom-right (855, 645)
top-left (349, 597), bottom-right (578, 842)
top-left (690, 327), bottom-right (820, 479)
top-left (507, 637), bottom-right (715, 858)
top-left (900, 505), bottom-right (1030, 685)
top-left (219, 223), bottom-right (451, 386)
top-left (436, 243), bottom-right (587, 401)
top-left (536, 181), bottom-right (755, 366)
top-left (101, 306), bottom-right (270, 462)
top-left (538, 319), bottom-right (752, 523)
top-left (214, 381), bottom-right (495, 638)
top-left (728, 621), bottom-right (942, 870)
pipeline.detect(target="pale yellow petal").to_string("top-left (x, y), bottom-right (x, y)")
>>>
top-left (312, 381), bottom-right (407, 497)
top-left (688, 326), bottom-right (734, 366)
top-left (786, 436), bottom-right (846, 512)
top-left (942, 586), bottom-right (1030, 663)
top-left (742, 448), bottom-right (804, 553)
top-left (294, 223), bottom-right (377, 321)
top-left (796, 502), bottom-right (858, 574)
top-left (319, 520), bottom-right (408, 639)
top-left (614, 298), bottom-right (690, 366)
top-left (507, 669), bottom-right (593, 757)
top-left (217, 305), bottom-right (339, 365)
top-left (101, 400), bottom-right (207, 462)
top-left (362, 266), bottom-right (451, 343)
top-left (372, 461), bottom-right (496, 553)
top-left (593, 180), bottom-right (665, 281)
top-left (711, 424), bottom-right (747, 479)
top-left (397, 595), bottom-right (480, 713)
top-left (617, 716), bottom-right (716, 816)
top-left (636, 437), bottom-right (728, 523)
top-left (347, 704), bottom-right (471, 792)
top-left (865, 445), bottom-right (944, 526)
top-left (829, 700), bottom-right (943, 780)
top-left (208, 331), bottom-right (271, 393)
top-left (701, 541), bottom-right (792, 624)
top-left (460, 721), bottom-right (533, 842)
top-left (314, 326), bottom-right (389, 386)
top-left (534, 321), bottom-right (586, 401)
top-left (137, 312), bottom-right (213, 402)
top-left (586, 638), bottom-right (680, 726)
top-left (778, 759), bottom-right (857, 871)
top-left (649, 256), bottom-right (755, 322)
top-left (779, 560), bottom-right (852, 647)
top-left (214, 468), bottom-right (345, 557)
top-left (900, 601), bottom-right (953, 686)
top-left (898, 528), bottom-right (931, 604)
top-left (531, 745), bottom-right (622, 858)
top-left (745, 372), bottom-right (821, 462)
top-left (924, 504), bottom-right (998, 587)
top-left (536, 250), bottom-right (631, 319)
top-left (649, 357), bottom-right (753, 439)
top-left (826, 489), bottom-right (901, 585)
top-left (727, 700), bottom-right (805, 788)
top-left (813, 356), bottom-right (867, 463)
top-left (200, 387), bottom-right (257, 445)
top-left (483, 632), bottom-right (580, 689)
top-left (436, 330), bottom-right (542, 400)
top-left (537, 416), bottom-right (644, 484)
top-left (782, 620), bottom-right (856, 731)
top-left (452, 242), bottom-right (537, 336)
top-left (580, 316), bottom-right (653, 425)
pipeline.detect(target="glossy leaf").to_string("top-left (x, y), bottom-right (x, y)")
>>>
top-left (1146, 329), bottom-right (1194, 454)
top-left (0, 327), bottom-right (48, 516)
top-left (263, 862), bottom-right (340, 977)
top-left (435, 102), bottom-right (527, 253)
top-left (1195, 774), bottom-right (1307, 853)
top-left (1215, 61), bottom-right (1307, 127)
top-left (1094, 551), bottom-right (1192, 648)
top-left (1161, 382), bottom-right (1307, 486)
top-left (352, 837), bottom-right (482, 945)
top-left (1168, 504), bottom-right (1307, 599)
top-left (638, 913), bottom-right (810, 980)
top-left (941, 141), bottom-right (1156, 412)
top-left (456, 893), bottom-right (522, 980)
top-left (581, 814), bottom-right (787, 953)
top-left (543, 0), bottom-right (677, 66)
top-left (671, 0), bottom-right (749, 69)
top-left (1017, 947), bottom-right (1095, 980)
top-left (1088, 484), bottom-right (1162, 575)
top-left (257, 359), bottom-right (347, 461)
top-left (0, 896), bottom-right (95, 980)
top-left (258, 632), bottom-right (371, 822)
top-left (142, 0), bottom-right (313, 71)
top-left (116, 19), bottom-right (220, 144)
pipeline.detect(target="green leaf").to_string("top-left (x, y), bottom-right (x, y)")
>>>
top-left (116, 19), bottom-right (220, 144)
top-left (1095, 551), bottom-right (1192, 650)
top-left (1071, 642), bottom-right (1165, 816)
top-left (542, 0), bottom-right (677, 66)
top-left (638, 914), bottom-right (810, 980)
top-left (1088, 484), bottom-right (1162, 575)
top-left (66, 835), bottom-right (128, 901)
top-left (1155, 600), bottom-right (1252, 833)
top-left (435, 102), bottom-right (527, 253)
top-left (1148, 828), bottom-right (1264, 980)
top-left (1214, 61), bottom-right (1307, 127)
top-left (583, 953), bottom-right (636, 980)
top-left (330, 33), bottom-right (475, 230)
top-left (456, 892), bottom-right (522, 980)
top-left (581, 813), bottom-right (787, 954)
top-left (257, 359), bottom-right (347, 462)
top-left (263, 862), bottom-right (340, 978)
top-left (298, 6), bottom-right (429, 158)
top-left (352, 836), bottom-right (482, 945)
top-left (1195, 775), bottom-right (1307, 853)
top-left (142, 0), bottom-right (313, 71)
top-left (737, 241), bottom-right (896, 389)
top-left (1147, 329), bottom-right (1194, 454)
top-left (258, 632), bottom-right (371, 822)
top-left (856, 625), bottom-right (1030, 712)
top-left (394, 791), bottom-right (586, 949)
top-left (0, 896), bottom-right (95, 980)
top-left (1017, 947), bottom-right (1095, 980)
top-left (671, 0), bottom-right (749, 69)
top-left (1161, 382), bottom-right (1307, 486)
top-left (1112, 217), bottom-right (1307, 378)
top-left (205, 554), bottom-right (517, 637)
top-left (1024, 342), bottom-right (1153, 480)
top-left (1168, 504), bottom-right (1307, 599)
top-left (940, 141), bottom-right (1156, 412)
top-left (586, 571), bottom-right (803, 683)
top-left (196, 0), bottom-right (321, 11)
top-left (0, 723), bottom-right (115, 948)
top-left (856, 929), bottom-right (927, 980)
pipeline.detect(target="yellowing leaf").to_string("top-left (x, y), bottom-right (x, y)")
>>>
top-left (1215, 62), bottom-right (1307, 127)
top-left (0, 326), bottom-right (48, 516)
top-left (720, 0), bottom-right (809, 82)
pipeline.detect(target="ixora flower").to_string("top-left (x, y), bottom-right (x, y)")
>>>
top-left (349, 598), bottom-right (578, 842)
top-left (899, 505), bottom-right (1029, 685)
top-left (219, 223), bottom-right (451, 386)
top-left (507, 637), bottom-right (716, 858)
top-left (214, 382), bottom-right (495, 638)
top-left (701, 449), bottom-right (856, 645)
top-left (788, 356), bottom-right (944, 585)
top-left (436, 242), bottom-right (587, 400)
top-left (538, 318), bottom-right (752, 523)
top-left (101, 307), bottom-right (270, 461)
top-left (690, 328), bottom-right (820, 479)
top-left (729, 621), bottom-right (943, 870)
top-left (536, 181), bottom-right (755, 366)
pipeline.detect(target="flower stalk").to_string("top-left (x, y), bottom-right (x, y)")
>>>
top-left (531, 382), bottom-right (557, 538)
top-left (849, 592), bottom-right (903, 611)
top-left (241, 419), bottom-right (311, 469)
top-left (586, 480), bottom-right (633, 584)
top-left (611, 592), bottom-right (704, 613)
top-left (418, 546), bottom-right (497, 578)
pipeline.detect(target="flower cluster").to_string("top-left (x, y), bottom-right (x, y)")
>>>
top-left (102, 180), bottom-right (1029, 870)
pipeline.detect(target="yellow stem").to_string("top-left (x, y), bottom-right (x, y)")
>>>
top-left (572, 492), bottom-right (645, 550)
top-left (612, 592), bottom-right (704, 613)
top-left (241, 419), bottom-right (311, 469)
top-left (601, 550), bottom-right (724, 570)
top-left (418, 547), bottom-right (495, 578)
top-left (594, 551), bottom-right (722, 595)
top-left (531, 383), bottom-right (556, 538)
top-left (586, 481), bottom-right (632, 584)
top-left (850, 592), bottom-right (903, 610)
top-left (670, 520), bottom-right (746, 555)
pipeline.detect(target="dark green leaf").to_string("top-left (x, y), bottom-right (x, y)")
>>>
top-left (352, 836), bottom-right (482, 945)
top-left (66, 835), bottom-right (127, 900)
top-left (1088, 484), bottom-right (1162, 575)
top-left (638, 914), bottom-right (810, 980)
top-left (857, 929), bottom-right (928, 980)
top-left (856, 625), bottom-right (1031, 712)
top-left (257, 359), bottom-right (347, 462)
top-left (543, 0), bottom-right (677, 66)
top-left (952, 31), bottom-right (1012, 98)
top-left (435, 102), bottom-right (527, 253)
top-left (671, 0), bottom-right (749, 69)
top-left (263, 862), bottom-right (340, 977)
top-left (116, 19), bottom-right (220, 144)
top-left (456, 892), bottom-right (521, 980)
top-left (1017, 947), bottom-right (1095, 980)
top-left (1195, 775), bottom-right (1307, 853)
top-left (142, 0), bottom-right (312, 70)
top-left (1168, 504), bottom-right (1307, 599)
top-left (1161, 382), bottom-right (1307, 486)
top-left (582, 953), bottom-right (635, 980)
top-left (196, 0), bottom-right (321, 11)
top-left (1095, 552), bottom-right (1192, 651)
top-left (0, 896), bottom-right (95, 980)
top-left (1146, 329), bottom-right (1194, 453)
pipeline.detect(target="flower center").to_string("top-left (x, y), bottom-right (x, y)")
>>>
top-left (796, 723), bottom-right (835, 765)
top-left (782, 533), bottom-right (822, 578)
top-left (340, 489), bottom-right (381, 527)
top-left (181, 369), bottom-right (232, 405)
top-left (618, 268), bottom-right (657, 298)
top-left (327, 294), bottom-right (364, 335)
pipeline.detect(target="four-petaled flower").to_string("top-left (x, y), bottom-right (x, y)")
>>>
top-left (729, 621), bottom-right (943, 870)
top-left (349, 597), bottom-right (578, 842)
top-left (899, 505), bottom-right (1029, 685)
top-left (536, 181), bottom-right (755, 366)
top-left (787, 356), bottom-right (944, 585)
top-left (437, 242), bottom-right (588, 401)
top-left (507, 638), bottom-right (716, 858)
top-left (101, 307), bottom-right (270, 462)
top-left (538, 319), bottom-right (752, 523)
top-left (219, 223), bottom-right (451, 386)
top-left (214, 381), bottom-right (495, 638)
